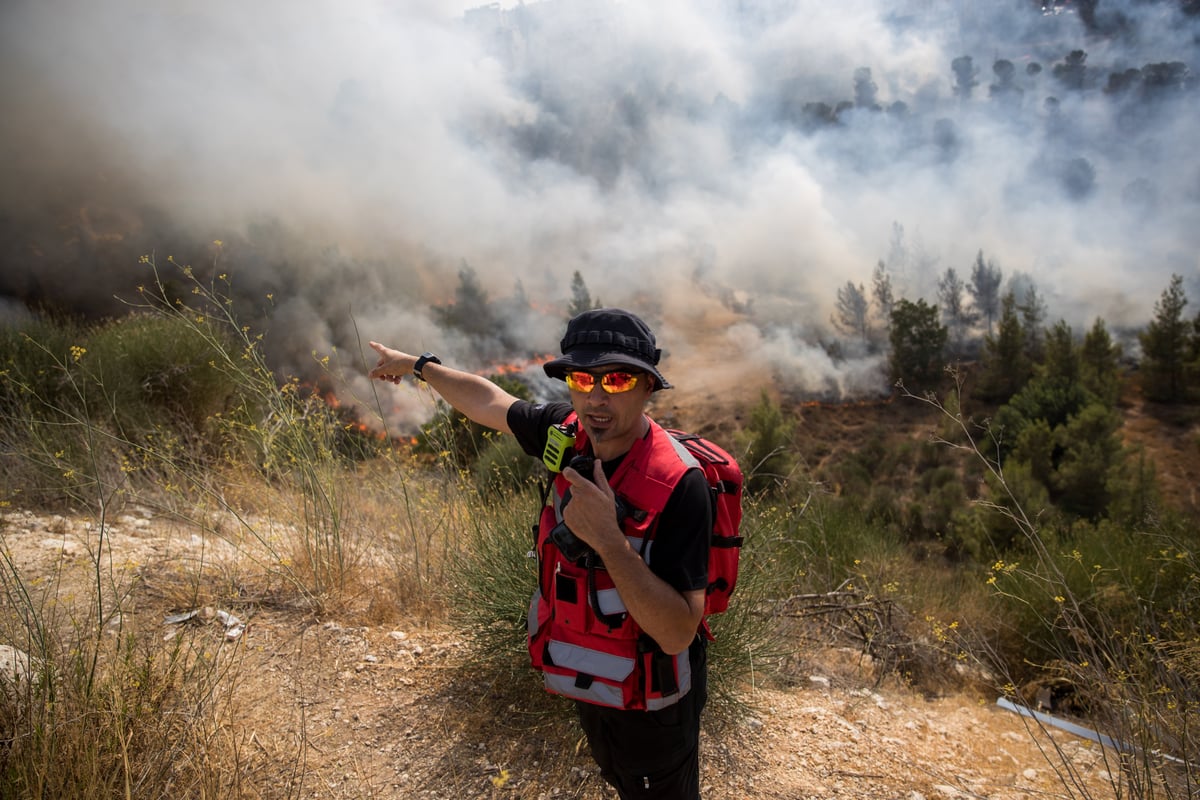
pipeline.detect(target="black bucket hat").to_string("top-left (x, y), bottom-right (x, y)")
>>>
top-left (543, 308), bottom-right (672, 390)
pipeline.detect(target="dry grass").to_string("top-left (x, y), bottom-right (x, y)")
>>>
top-left (1, 266), bottom-right (1196, 797)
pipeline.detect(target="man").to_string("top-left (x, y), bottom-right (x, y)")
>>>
top-left (369, 308), bottom-right (712, 799)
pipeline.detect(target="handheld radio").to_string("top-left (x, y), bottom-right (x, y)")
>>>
top-left (541, 421), bottom-right (577, 472)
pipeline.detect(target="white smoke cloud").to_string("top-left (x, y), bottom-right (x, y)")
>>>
top-left (1, 0), bottom-right (1198, 423)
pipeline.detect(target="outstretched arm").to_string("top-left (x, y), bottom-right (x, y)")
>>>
top-left (368, 342), bottom-right (519, 434)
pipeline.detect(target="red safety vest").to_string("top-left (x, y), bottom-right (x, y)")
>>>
top-left (526, 413), bottom-right (702, 710)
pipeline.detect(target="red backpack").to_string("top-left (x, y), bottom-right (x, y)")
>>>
top-left (667, 430), bottom-right (744, 617)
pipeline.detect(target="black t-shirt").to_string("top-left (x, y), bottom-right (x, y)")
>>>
top-left (507, 400), bottom-right (710, 595)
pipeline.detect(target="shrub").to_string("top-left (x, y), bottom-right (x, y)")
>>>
top-left (471, 433), bottom-right (543, 496)
top-left (908, 383), bottom-right (1200, 797)
top-left (737, 390), bottom-right (796, 495)
top-left (446, 482), bottom-right (542, 680)
top-left (704, 493), bottom-right (792, 712)
top-left (83, 313), bottom-right (237, 434)
top-left (416, 374), bottom-right (531, 470)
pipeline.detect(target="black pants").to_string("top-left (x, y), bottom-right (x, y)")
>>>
top-left (575, 644), bottom-right (707, 800)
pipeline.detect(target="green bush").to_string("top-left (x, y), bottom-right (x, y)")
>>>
top-left (863, 485), bottom-right (902, 531)
top-left (0, 310), bottom-right (241, 508)
top-left (737, 390), bottom-right (796, 495)
top-left (979, 515), bottom-right (1200, 791)
top-left (446, 482), bottom-right (542, 679)
top-left (471, 433), bottom-right (544, 496)
top-left (417, 374), bottom-right (531, 470)
top-left (83, 313), bottom-right (237, 434)
top-left (0, 316), bottom-right (84, 411)
top-left (704, 494), bottom-right (793, 711)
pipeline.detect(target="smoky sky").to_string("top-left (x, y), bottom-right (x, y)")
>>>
top-left (1, 0), bottom-right (1198, 419)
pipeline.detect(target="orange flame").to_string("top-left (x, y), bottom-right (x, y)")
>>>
top-left (798, 394), bottom-right (897, 410)
top-left (478, 353), bottom-right (555, 376)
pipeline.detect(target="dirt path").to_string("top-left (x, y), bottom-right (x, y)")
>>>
top-left (1, 509), bottom-right (1121, 799)
top-left (237, 613), bottom-right (1118, 799)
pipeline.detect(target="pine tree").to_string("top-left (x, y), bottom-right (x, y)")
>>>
top-left (1139, 274), bottom-right (1190, 402)
top-left (968, 251), bottom-right (1003, 336)
top-left (1190, 308), bottom-right (1200, 394)
top-left (937, 267), bottom-right (973, 354)
top-left (1052, 403), bottom-right (1125, 519)
top-left (1016, 280), bottom-right (1047, 365)
top-left (978, 291), bottom-right (1030, 401)
top-left (1040, 320), bottom-right (1079, 385)
top-left (889, 298), bottom-right (948, 391)
top-left (738, 389), bottom-right (796, 495)
top-left (568, 271), bottom-right (597, 317)
top-left (1080, 317), bottom-right (1122, 406)
top-left (832, 281), bottom-right (870, 344)
top-left (433, 263), bottom-right (495, 338)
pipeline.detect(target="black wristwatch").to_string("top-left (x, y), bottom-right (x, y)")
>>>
top-left (412, 352), bottom-right (441, 381)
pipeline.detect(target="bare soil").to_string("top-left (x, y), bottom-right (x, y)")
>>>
top-left (2, 506), bottom-right (1121, 800)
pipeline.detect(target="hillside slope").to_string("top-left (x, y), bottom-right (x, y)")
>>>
top-left (1, 507), bottom-right (1120, 799)
top-left (658, 385), bottom-right (1200, 519)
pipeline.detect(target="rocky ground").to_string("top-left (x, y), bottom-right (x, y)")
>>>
top-left (236, 614), bottom-right (1121, 800)
top-left (0, 507), bottom-right (1122, 800)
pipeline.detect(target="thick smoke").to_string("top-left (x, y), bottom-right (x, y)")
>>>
top-left (1, 0), bottom-right (1197, 422)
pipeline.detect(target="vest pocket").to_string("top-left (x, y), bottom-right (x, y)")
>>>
top-left (553, 572), bottom-right (586, 632)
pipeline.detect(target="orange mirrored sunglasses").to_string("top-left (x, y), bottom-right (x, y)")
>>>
top-left (565, 370), bottom-right (641, 394)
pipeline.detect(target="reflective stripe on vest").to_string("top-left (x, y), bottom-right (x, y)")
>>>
top-left (544, 672), bottom-right (626, 708)
top-left (542, 643), bottom-right (692, 711)
top-left (549, 640), bottom-right (635, 682)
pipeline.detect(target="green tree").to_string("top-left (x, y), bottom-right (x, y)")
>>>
top-left (1006, 369), bottom-right (1091, 434)
top-left (1080, 317), bottom-right (1122, 406)
top-left (1011, 418), bottom-right (1056, 489)
top-left (1139, 274), bottom-right (1190, 402)
top-left (986, 315), bottom-right (1132, 523)
top-left (1105, 445), bottom-right (1158, 527)
top-left (1039, 320), bottom-right (1079, 385)
top-left (1192, 308), bottom-right (1200, 390)
top-left (977, 292), bottom-right (1031, 401)
top-left (737, 389), bottom-right (796, 495)
top-left (1052, 403), bottom-right (1125, 519)
top-left (888, 298), bottom-right (947, 391)
top-left (978, 460), bottom-right (1052, 555)
top-left (1015, 279), bottom-right (1047, 365)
